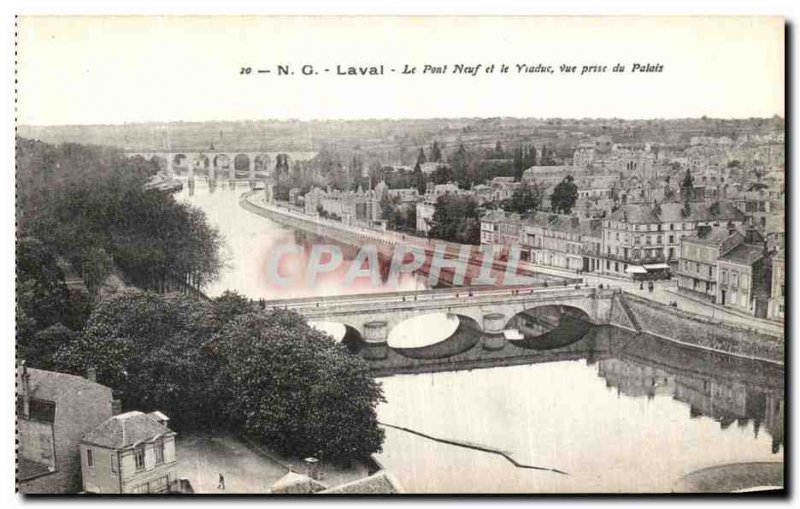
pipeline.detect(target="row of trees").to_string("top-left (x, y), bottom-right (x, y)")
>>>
top-left (53, 291), bottom-right (385, 463)
top-left (425, 174), bottom-right (579, 244)
top-left (16, 138), bottom-right (223, 370)
top-left (274, 139), bottom-right (561, 198)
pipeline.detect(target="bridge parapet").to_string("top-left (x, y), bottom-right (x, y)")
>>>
top-left (266, 285), bottom-right (616, 337)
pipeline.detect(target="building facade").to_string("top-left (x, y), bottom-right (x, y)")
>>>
top-left (80, 411), bottom-right (178, 494)
top-left (768, 249), bottom-right (785, 321)
top-left (17, 364), bottom-right (114, 494)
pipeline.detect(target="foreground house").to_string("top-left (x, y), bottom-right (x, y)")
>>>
top-left (80, 411), bottom-right (179, 494)
top-left (17, 363), bottom-right (114, 494)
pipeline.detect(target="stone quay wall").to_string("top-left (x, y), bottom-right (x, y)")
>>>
top-left (620, 292), bottom-right (784, 364)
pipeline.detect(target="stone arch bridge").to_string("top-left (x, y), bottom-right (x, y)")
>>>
top-left (124, 150), bottom-right (314, 180)
top-left (266, 285), bottom-right (631, 358)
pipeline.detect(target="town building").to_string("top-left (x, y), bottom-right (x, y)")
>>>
top-left (601, 202), bottom-right (746, 279)
top-left (17, 364), bottom-right (114, 494)
top-left (676, 227), bottom-right (751, 302)
top-left (415, 182), bottom-right (463, 235)
top-left (80, 410), bottom-right (178, 494)
top-left (304, 186), bottom-right (382, 226)
top-left (768, 249), bottom-right (785, 322)
top-left (716, 243), bottom-right (772, 318)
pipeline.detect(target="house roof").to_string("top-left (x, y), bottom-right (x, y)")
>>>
top-left (610, 202), bottom-right (746, 224)
top-left (17, 457), bottom-right (55, 482)
top-left (609, 204), bottom-right (660, 224)
top-left (270, 472), bottom-right (327, 494)
top-left (658, 202), bottom-right (746, 223)
top-left (718, 244), bottom-right (767, 266)
top-left (319, 471), bottom-right (403, 494)
top-left (683, 228), bottom-right (742, 247)
top-left (83, 411), bottom-right (171, 449)
top-left (17, 366), bottom-right (110, 404)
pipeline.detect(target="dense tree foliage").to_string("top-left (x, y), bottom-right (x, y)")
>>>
top-left (53, 291), bottom-right (250, 429)
top-left (16, 138), bottom-right (223, 293)
top-left (16, 138), bottom-right (224, 373)
top-left (428, 194), bottom-right (482, 244)
top-left (503, 182), bottom-right (544, 215)
top-left (211, 310), bottom-right (385, 464)
top-left (53, 291), bottom-right (386, 462)
top-left (550, 175), bottom-right (579, 214)
top-left (16, 237), bottom-right (89, 369)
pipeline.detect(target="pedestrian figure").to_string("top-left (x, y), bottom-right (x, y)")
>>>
top-left (648, 281), bottom-right (654, 293)
top-left (218, 473), bottom-right (225, 490)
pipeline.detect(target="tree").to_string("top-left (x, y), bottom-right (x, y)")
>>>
top-left (681, 168), bottom-right (695, 190)
top-left (412, 163), bottom-right (426, 195)
top-left (428, 194), bottom-right (481, 244)
top-left (450, 144), bottom-right (469, 187)
top-left (431, 141), bottom-right (442, 163)
top-left (494, 141), bottom-right (504, 158)
top-left (505, 182), bottom-right (543, 214)
top-left (416, 147), bottom-right (427, 166)
top-left (54, 291), bottom-right (253, 429)
top-left (431, 165), bottom-right (453, 185)
top-left (540, 145), bottom-right (557, 166)
top-left (550, 175), bottom-right (578, 214)
top-left (212, 310), bottom-right (385, 463)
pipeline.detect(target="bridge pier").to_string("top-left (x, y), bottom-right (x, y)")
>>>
top-left (361, 321), bottom-right (389, 360)
top-left (482, 313), bottom-right (507, 351)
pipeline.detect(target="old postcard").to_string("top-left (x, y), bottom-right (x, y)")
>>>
top-left (15, 16), bottom-right (784, 495)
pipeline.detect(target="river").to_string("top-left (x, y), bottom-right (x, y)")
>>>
top-left (178, 179), bottom-right (784, 493)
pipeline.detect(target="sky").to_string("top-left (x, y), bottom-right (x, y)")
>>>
top-left (16, 16), bottom-right (785, 125)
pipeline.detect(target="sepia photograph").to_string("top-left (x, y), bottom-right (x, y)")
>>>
top-left (13, 14), bottom-right (786, 496)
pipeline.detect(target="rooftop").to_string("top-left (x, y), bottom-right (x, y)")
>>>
top-left (269, 471), bottom-right (327, 494)
top-left (83, 411), bottom-right (171, 449)
top-left (319, 471), bottom-right (403, 494)
top-left (17, 365), bottom-right (110, 403)
top-left (17, 457), bottom-right (54, 482)
top-left (718, 243), bottom-right (767, 266)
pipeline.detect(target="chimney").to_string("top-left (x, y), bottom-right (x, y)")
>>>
top-left (304, 457), bottom-right (321, 481)
top-left (19, 360), bottom-right (31, 419)
top-left (86, 367), bottom-right (97, 383)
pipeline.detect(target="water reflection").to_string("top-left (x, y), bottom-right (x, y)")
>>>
top-left (375, 327), bottom-right (783, 493)
top-left (176, 179), bottom-right (425, 299)
top-left (179, 176), bottom-right (783, 493)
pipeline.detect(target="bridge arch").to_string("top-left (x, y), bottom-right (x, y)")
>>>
top-left (212, 154), bottom-right (231, 169)
top-left (387, 312), bottom-right (481, 359)
top-left (254, 154), bottom-right (272, 171)
top-left (173, 153), bottom-right (189, 168)
top-left (504, 304), bottom-right (592, 350)
top-left (192, 154), bottom-right (210, 170)
top-left (234, 153), bottom-right (252, 171)
top-left (308, 320), bottom-right (364, 353)
top-left (150, 155), bottom-right (168, 171)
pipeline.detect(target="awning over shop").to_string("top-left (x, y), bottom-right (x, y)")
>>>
top-left (625, 266), bottom-right (647, 274)
top-left (644, 263), bottom-right (670, 270)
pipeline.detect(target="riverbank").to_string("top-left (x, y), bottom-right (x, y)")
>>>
top-left (618, 292), bottom-right (784, 365)
top-left (239, 193), bottom-right (783, 358)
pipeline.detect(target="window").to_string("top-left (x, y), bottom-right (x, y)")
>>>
top-left (87, 449), bottom-right (94, 468)
top-left (111, 453), bottom-right (118, 473)
top-left (28, 398), bottom-right (56, 423)
top-left (669, 235), bottom-right (675, 244)
top-left (670, 223), bottom-right (675, 231)
top-left (155, 440), bottom-right (165, 464)
top-left (732, 272), bottom-right (738, 288)
top-left (135, 446), bottom-right (145, 471)
top-left (722, 270), bottom-right (728, 283)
